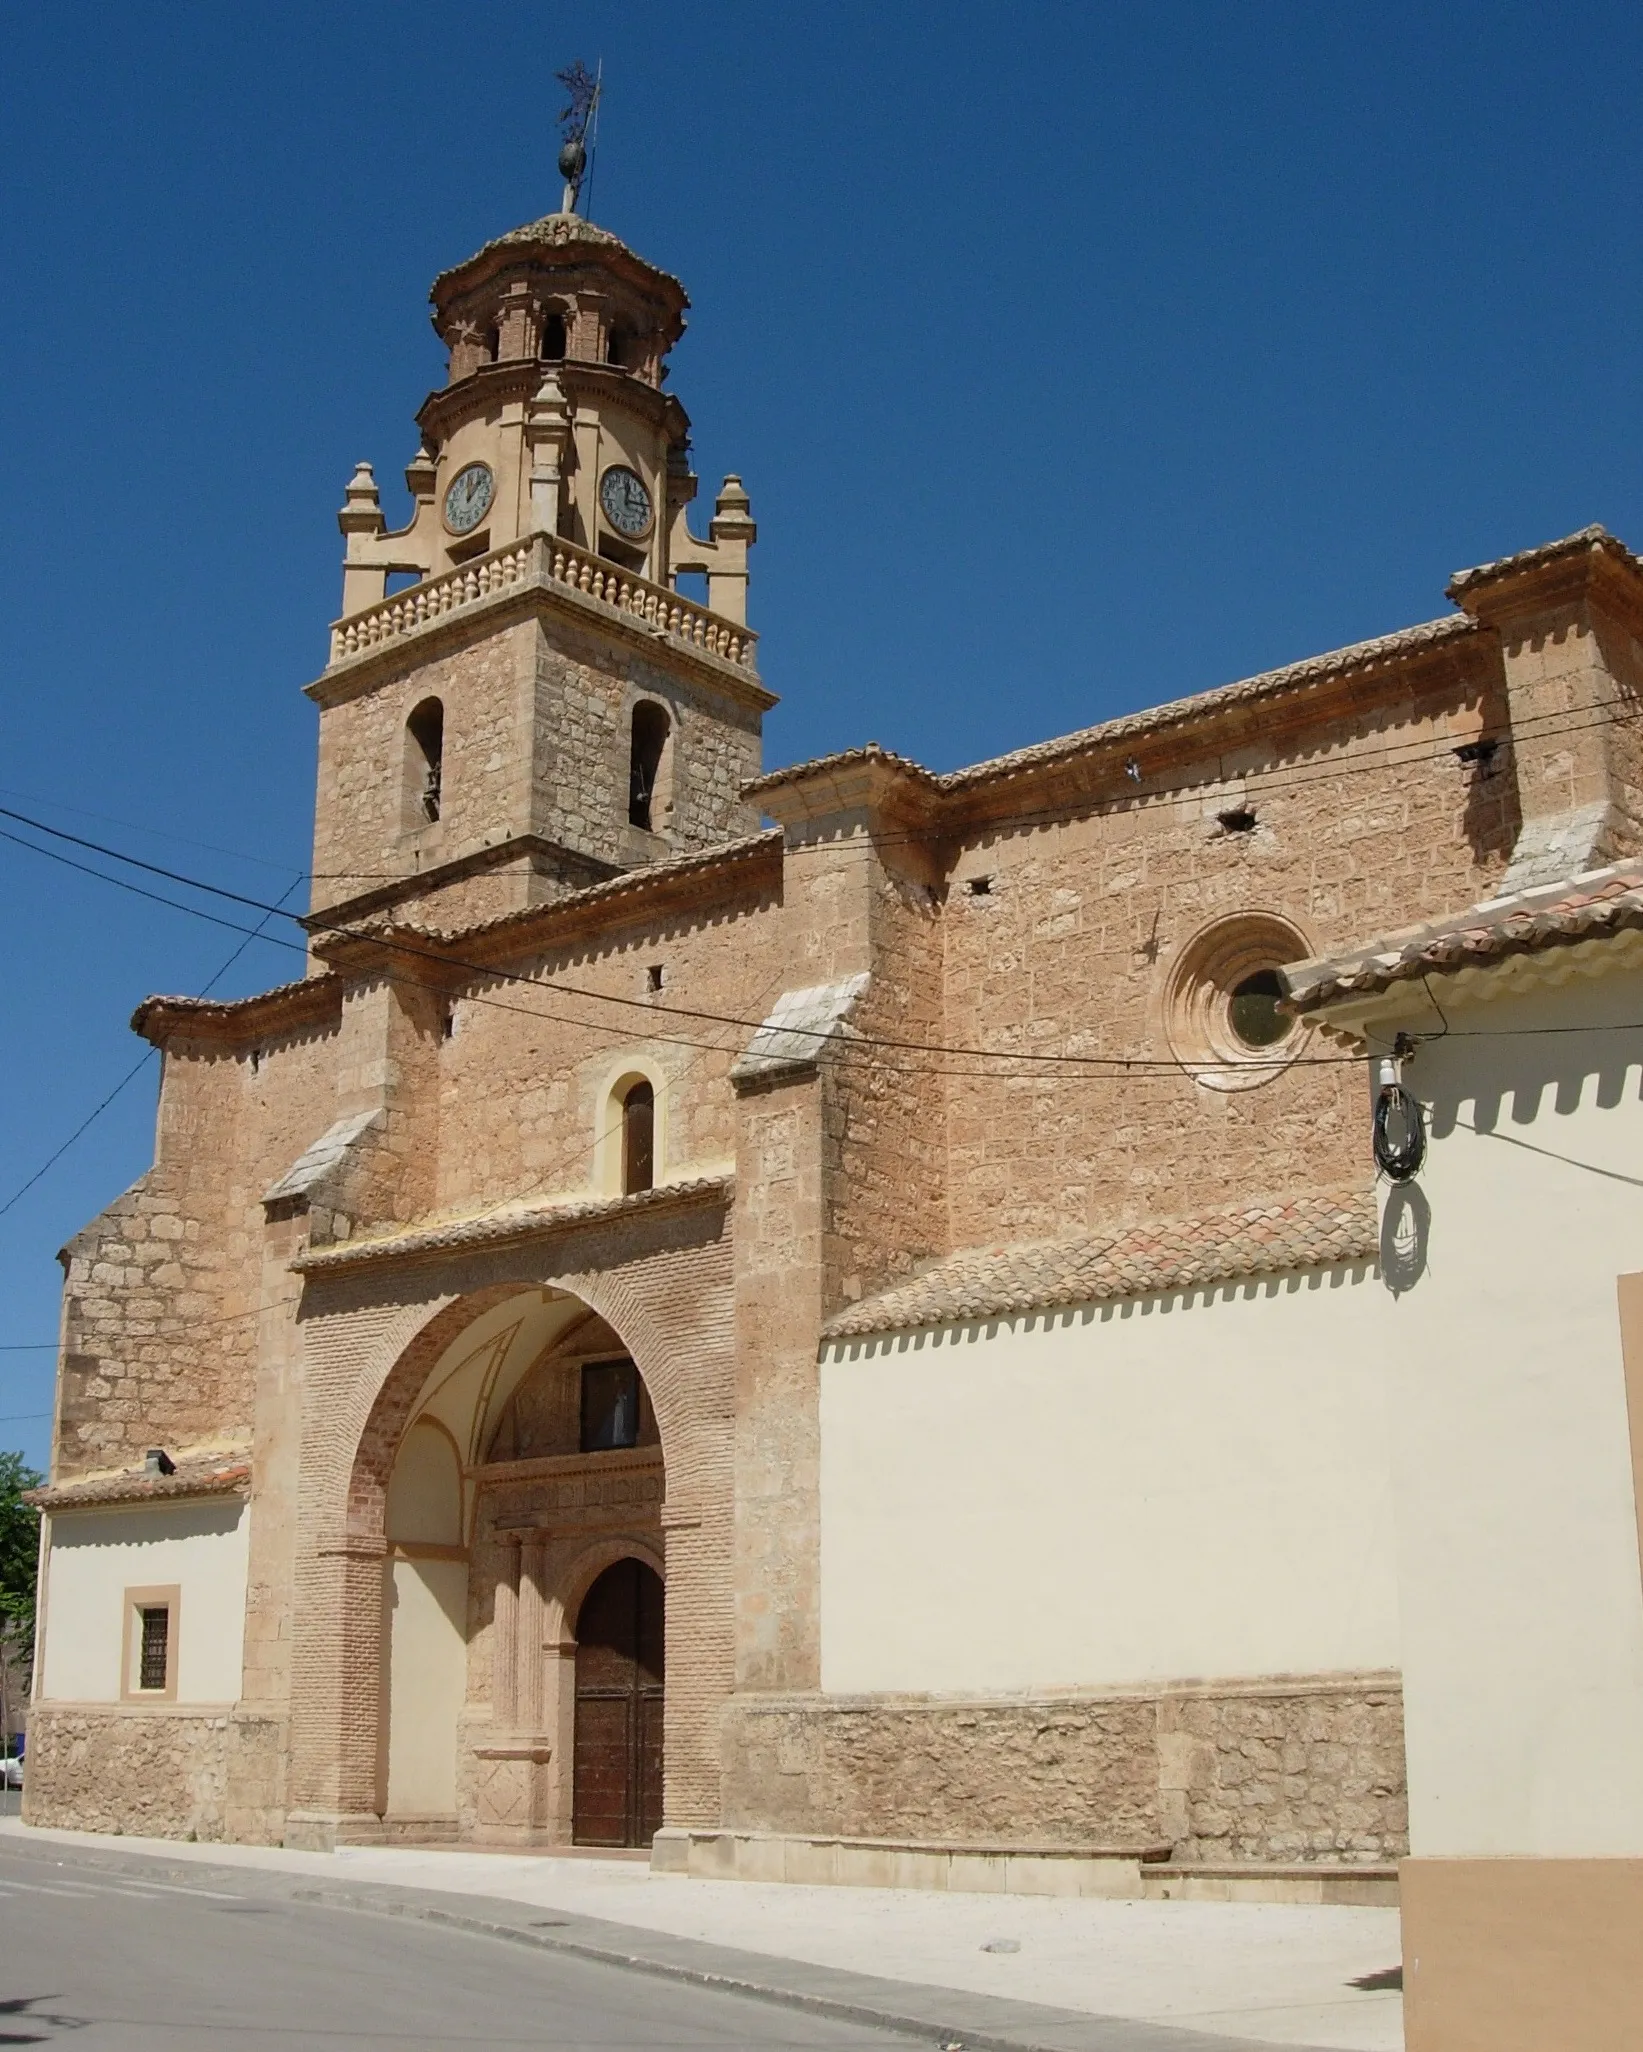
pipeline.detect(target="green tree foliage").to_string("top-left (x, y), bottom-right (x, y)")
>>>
top-left (0, 1451), bottom-right (42, 1656)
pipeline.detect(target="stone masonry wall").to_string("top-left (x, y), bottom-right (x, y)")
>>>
top-left (309, 608), bottom-right (764, 933)
top-left (530, 616), bottom-right (764, 862)
top-left (1158, 1680), bottom-right (1407, 1862)
top-left (940, 653), bottom-right (1516, 1251)
top-left (25, 1708), bottom-right (231, 1841)
top-left (721, 1680), bottom-right (1407, 1863)
top-left (310, 620), bottom-right (535, 919)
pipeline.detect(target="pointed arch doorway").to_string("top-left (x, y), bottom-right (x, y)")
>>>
top-left (572, 1557), bottom-right (664, 1847)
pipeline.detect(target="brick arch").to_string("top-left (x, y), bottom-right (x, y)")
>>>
top-left (341, 1261), bottom-right (698, 1542)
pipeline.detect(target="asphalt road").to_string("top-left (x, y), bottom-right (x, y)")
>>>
top-left (0, 1840), bottom-right (925, 2052)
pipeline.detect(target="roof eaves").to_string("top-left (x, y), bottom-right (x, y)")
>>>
top-left (1445, 524), bottom-right (1638, 603)
top-left (1283, 862), bottom-right (1643, 1012)
top-left (293, 1173), bottom-right (732, 1277)
top-left (823, 1189), bottom-right (1378, 1342)
top-left (131, 972), bottom-right (343, 1049)
top-left (935, 615), bottom-right (1477, 795)
top-left (405, 829), bottom-right (783, 962)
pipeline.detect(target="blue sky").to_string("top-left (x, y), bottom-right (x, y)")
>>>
top-left (3, 2), bottom-right (1641, 1471)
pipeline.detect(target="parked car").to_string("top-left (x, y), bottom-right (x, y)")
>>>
top-left (1, 1750), bottom-right (22, 1790)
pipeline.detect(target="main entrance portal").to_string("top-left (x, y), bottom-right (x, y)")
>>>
top-left (573, 1558), bottom-right (664, 1846)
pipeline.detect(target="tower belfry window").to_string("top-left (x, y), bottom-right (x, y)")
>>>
top-left (628, 703), bottom-right (671, 832)
top-left (541, 311), bottom-right (567, 360)
top-left (406, 698), bottom-right (445, 826)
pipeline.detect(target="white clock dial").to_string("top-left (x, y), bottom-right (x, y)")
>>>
top-left (599, 464), bottom-right (653, 540)
top-left (443, 461), bottom-right (495, 535)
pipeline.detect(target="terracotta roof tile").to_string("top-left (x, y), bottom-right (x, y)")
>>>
top-left (294, 1174), bottom-right (732, 1276)
top-left (1283, 861), bottom-right (1643, 1012)
top-left (747, 616), bottom-right (1474, 804)
top-left (28, 1454), bottom-right (252, 1512)
top-left (1445, 523), bottom-right (1640, 602)
top-left (823, 1189), bottom-right (1377, 1341)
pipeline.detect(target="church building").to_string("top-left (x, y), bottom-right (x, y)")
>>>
top-left (24, 191), bottom-right (1643, 1896)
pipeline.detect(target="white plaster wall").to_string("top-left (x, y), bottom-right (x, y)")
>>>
top-left (1376, 966), bottom-right (1643, 1858)
top-left (821, 1262), bottom-right (1399, 1694)
top-left (385, 1556), bottom-right (468, 1815)
top-left (39, 1500), bottom-right (249, 1705)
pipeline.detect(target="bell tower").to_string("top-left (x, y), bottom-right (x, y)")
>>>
top-left (306, 181), bottom-right (772, 938)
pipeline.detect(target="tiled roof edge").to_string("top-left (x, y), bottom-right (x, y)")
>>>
top-left (408, 829), bottom-right (782, 955)
top-left (936, 615), bottom-right (1475, 792)
top-left (1446, 524), bottom-right (1639, 601)
top-left (823, 1189), bottom-right (1378, 1341)
top-left (29, 1458), bottom-right (252, 1512)
top-left (132, 973), bottom-right (342, 1047)
top-left (1284, 862), bottom-right (1643, 1012)
top-left (294, 1173), bottom-right (733, 1276)
top-left (748, 616), bottom-right (1474, 807)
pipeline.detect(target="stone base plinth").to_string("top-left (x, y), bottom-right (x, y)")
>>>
top-left (22, 1705), bottom-right (231, 1842)
top-left (721, 1676), bottom-right (1407, 1866)
top-left (653, 1827), bottom-right (1159, 1897)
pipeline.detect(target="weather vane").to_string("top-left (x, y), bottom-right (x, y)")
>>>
top-left (557, 59), bottom-right (602, 216)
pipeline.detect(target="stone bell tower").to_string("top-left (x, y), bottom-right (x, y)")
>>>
top-left (305, 202), bottom-right (772, 938)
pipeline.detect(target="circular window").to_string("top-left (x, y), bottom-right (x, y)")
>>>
top-left (1228, 969), bottom-right (1291, 1050)
top-left (1163, 914), bottom-right (1310, 1090)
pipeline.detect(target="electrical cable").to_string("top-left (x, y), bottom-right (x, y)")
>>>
top-left (1372, 1082), bottom-right (1427, 1182)
top-left (0, 804), bottom-right (1377, 1075)
top-left (0, 872), bottom-right (307, 1220)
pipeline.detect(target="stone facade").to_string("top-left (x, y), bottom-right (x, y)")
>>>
top-left (26, 1707), bottom-right (233, 1842)
top-left (26, 199), bottom-right (1643, 1878)
top-left (720, 1678), bottom-right (1405, 1865)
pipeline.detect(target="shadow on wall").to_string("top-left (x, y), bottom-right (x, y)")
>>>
top-left (1380, 1181), bottom-right (1430, 1297)
top-left (1422, 1032), bottom-right (1643, 1190)
top-left (1382, 1027), bottom-right (1643, 1301)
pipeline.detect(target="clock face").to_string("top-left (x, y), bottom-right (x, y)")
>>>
top-left (599, 464), bottom-right (653, 540)
top-left (443, 462), bottom-right (495, 535)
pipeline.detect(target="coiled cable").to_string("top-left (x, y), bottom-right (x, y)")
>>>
top-left (1373, 1081), bottom-right (1426, 1182)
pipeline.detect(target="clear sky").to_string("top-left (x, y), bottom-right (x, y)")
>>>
top-left (3, 2), bottom-right (1641, 1472)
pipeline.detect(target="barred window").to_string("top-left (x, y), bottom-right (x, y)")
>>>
top-left (138, 1606), bottom-right (169, 1691)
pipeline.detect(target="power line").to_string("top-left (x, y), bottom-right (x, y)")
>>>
top-left (0, 872), bottom-right (306, 1220)
top-left (778, 695), bottom-right (1643, 856)
top-left (0, 804), bottom-right (1378, 1076)
top-left (3, 691), bottom-right (1640, 1102)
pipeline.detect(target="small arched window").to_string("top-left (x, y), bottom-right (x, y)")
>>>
top-left (606, 324), bottom-right (631, 368)
top-left (485, 323), bottom-right (502, 363)
top-left (621, 1079), bottom-right (655, 1196)
top-left (628, 702), bottom-right (671, 832)
top-left (405, 698), bottom-right (444, 826)
top-left (540, 311), bottom-right (567, 360)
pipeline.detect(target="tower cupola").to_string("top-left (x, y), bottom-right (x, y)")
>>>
top-left (334, 211), bottom-right (754, 620)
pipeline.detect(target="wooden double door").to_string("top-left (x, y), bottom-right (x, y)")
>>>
top-left (572, 1558), bottom-right (664, 1847)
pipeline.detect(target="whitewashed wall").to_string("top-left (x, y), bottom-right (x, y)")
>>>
top-left (820, 1262), bottom-right (1400, 1694)
top-left (1376, 964), bottom-right (1643, 1858)
top-left (384, 1417), bottom-right (468, 1816)
top-left (39, 1499), bottom-right (249, 1704)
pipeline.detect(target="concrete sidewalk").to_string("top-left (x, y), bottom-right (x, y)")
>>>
top-left (0, 1819), bottom-right (1402, 2052)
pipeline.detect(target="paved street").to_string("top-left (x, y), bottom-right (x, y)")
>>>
top-left (0, 1839), bottom-right (923, 2052)
top-left (0, 1826), bottom-right (1395, 2052)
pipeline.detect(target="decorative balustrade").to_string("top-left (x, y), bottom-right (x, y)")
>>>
top-left (329, 534), bottom-right (758, 672)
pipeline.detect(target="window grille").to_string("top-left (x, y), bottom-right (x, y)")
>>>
top-left (138, 1605), bottom-right (170, 1692)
